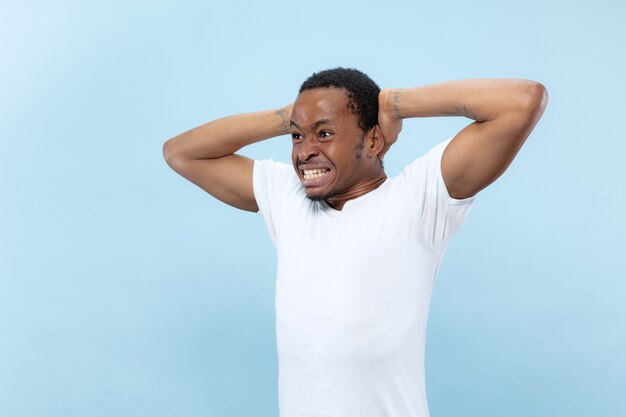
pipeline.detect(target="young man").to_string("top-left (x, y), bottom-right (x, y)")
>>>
top-left (163, 68), bottom-right (548, 417)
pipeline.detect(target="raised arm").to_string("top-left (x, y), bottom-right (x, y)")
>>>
top-left (162, 104), bottom-right (292, 212)
top-left (378, 79), bottom-right (548, 199)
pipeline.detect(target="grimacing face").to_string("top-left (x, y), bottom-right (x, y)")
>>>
top-left (290, 87), bottom-right (377, 201)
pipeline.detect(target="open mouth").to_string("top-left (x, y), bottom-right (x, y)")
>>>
top-left (302, 167), bottom-right (331, 180)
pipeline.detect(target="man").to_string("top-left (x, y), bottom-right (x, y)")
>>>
top-left (163, 68), bottom-right (548, 417)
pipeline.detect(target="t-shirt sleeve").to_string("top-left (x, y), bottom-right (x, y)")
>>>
top-left (252, 159), bottom-right (298, 245)
top-left (399, 137), bottom-right (476, 251)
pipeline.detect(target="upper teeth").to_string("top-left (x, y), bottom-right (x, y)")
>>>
top-left (303, 168), bottom-right (329, 179)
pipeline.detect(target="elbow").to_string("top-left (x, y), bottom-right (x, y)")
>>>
top-left (518, 80), bottom-right (549, 119)
top-left (162, 138), bottom-right (182, 169)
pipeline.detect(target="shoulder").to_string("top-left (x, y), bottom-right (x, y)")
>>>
top-left (253, 159), bottom-right (307, 213)
top-left (392, 138), bottom-right (453, 186)
top-left (253, 159), bottom-right (299, 191)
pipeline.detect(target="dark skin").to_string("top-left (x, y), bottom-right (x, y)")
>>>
top-left (290, 88), bottom-right (386, 210)
top-left (163, 78), bottom-right (547, 212)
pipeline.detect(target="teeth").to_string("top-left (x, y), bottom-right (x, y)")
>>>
top-left (303, 168), bottom-right (329, 180)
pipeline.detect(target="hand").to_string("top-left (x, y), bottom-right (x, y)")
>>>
top-left (377, 89), bottom-right (403, 160)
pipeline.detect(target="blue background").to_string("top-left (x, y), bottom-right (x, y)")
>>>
top-left (1, 0), bottom-right (625, 416)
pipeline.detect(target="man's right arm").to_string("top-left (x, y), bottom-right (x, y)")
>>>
top-left (162, 104), bottom-right (292, 212)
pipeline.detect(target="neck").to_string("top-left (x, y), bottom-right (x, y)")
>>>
top-left (326, 174), bottom-right (387, 211)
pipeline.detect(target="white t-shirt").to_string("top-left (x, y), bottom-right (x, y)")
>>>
top-left (253, 138), bottom-right (475, 417)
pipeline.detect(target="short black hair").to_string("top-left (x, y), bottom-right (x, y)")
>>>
top-left (299, 67), bottom-right (380, 133)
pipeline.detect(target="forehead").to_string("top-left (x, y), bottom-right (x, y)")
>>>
top-left (291, 88), bottom-right (353, 127)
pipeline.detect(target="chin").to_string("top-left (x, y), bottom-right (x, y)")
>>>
top-left (306, 194), bottom-right (326, 202)
top-left (305, 188), bottom-right (336, 202)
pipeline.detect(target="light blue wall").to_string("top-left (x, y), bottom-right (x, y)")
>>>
top-left (1, 1), bottom-right (624, 416)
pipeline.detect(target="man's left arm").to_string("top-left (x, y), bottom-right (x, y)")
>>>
top-left (378, 79), bottom-right (549, 199)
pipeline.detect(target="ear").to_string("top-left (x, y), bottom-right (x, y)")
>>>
top-left (366, 125), bottom-right (385, 158)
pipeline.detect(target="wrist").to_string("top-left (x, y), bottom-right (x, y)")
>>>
top-left (275, 104), bottom-right (293, 135)
top-left (380, 88), bottom-right (404, 120)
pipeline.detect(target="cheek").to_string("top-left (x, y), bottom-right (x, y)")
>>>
top-left (329, 147), bottom-right (355, 167)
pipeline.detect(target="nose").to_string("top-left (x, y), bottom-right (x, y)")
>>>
top-left (297, 135), bottom-right (319, 162)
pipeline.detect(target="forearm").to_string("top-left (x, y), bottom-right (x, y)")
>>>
top-left (384, 79), bottom-right (545, 122)
top-left (163, 105), bottom-right (291, 162)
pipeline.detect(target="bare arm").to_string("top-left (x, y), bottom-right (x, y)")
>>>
top-left (162, 105), bottom-right (292, 212)
top-left (378, 79), bottom-right (548, 199)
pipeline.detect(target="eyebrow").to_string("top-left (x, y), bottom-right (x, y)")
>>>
top-left (290, 118), bottom-right (336, 131)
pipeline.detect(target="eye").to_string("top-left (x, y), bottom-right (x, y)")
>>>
top-left (291, 132), bottom-right (303, 141)
top-left (319, 131), bottom-right (332, 139)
